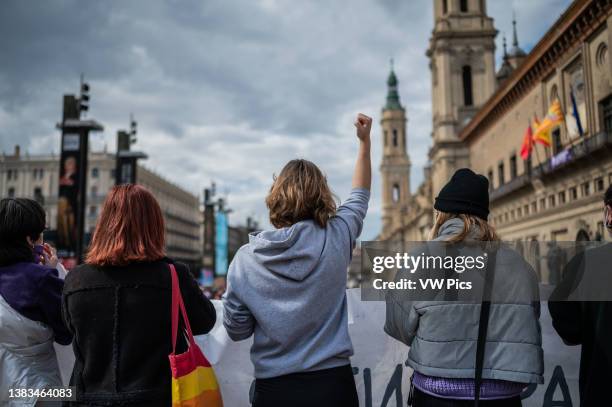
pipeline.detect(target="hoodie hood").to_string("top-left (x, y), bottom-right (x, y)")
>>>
top-left (248, 220), bottom-right (325, 281)
top-left (435, 217), bottom-right (483, 241)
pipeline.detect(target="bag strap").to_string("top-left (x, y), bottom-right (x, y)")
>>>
top-left (474, 246), bottom-right (497, 407)
top-left (170, 263), bottom-right (195, 354)
top-left (445, 245), bottom-right (459, 301)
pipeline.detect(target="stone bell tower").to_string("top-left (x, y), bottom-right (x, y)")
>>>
top-left (427, 0), bottom-right (497, 197)
top-left (380, 60), bottom-right (411, 234)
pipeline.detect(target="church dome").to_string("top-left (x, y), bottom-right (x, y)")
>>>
top-left (509, 45), bottom-right (526, 58)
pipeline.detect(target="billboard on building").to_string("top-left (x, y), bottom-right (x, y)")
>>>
top-left (57, 132), bottom-right (84, 258)
top-left (199, 268), bottom-right (215, 287)
top-left (215, 211), bottom-right (229, 276)
top-left (203, 203), bottom-right (216, 271)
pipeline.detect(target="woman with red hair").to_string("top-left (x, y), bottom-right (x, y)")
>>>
top-left (62, 184), bottom-right (216, 406)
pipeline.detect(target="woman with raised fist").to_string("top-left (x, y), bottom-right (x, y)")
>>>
top-left (223, 113), bottom-right (373, 407)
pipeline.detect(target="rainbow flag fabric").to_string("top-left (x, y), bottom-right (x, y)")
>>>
top-left (168, 264), bottom-right (223, 407)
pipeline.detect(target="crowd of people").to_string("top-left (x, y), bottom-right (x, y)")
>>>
top-left (0, 112), bottom-right (611, 406)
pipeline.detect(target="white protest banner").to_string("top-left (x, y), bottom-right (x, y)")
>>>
top-left (56, 288), bottom-right (580, 406)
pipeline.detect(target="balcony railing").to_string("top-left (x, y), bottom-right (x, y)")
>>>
top-left (490, 131), bottom-right (612, 203)
top-left (489, 173), bottom-right (531, 202)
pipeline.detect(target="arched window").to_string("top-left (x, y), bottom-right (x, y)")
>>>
top-left (462, 65), bottom-right (473, 106)
top-left (550, 84), bottom-right (559, 104)
top-left (392, 129), bottom-right (398, 147)
top-left (392, 184), bottom-right (400, 202)
top-left (460, 0), bottom-right (468, 12)
top-left (576, 229), bottom-right (590, 242)
top-left (442, 0), bottom-right (448, 14)
top-left (596, 42), bottom-right (608, 68)
top-left (384, 130), bottom-right (388, 146)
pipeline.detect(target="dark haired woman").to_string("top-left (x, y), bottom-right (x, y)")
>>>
top-left (0, 198), bottom-right (72, 404)
top-left (223, 113), bottom-right (373, 407)
top-left (62, 184), bottom-right (216, 406)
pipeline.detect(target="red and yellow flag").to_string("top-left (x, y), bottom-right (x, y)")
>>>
top-left (533, 100), bottom-right (564, 147)
top-left (520, 122), bottom-right (533, 160)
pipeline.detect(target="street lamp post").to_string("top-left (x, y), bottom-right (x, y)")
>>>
top-left (115, 115), bottom-right (148, 185)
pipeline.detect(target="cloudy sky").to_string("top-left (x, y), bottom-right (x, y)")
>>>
top-left (0, 0), bottom-right (572, 239)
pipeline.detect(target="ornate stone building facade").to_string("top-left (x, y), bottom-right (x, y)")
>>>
top-left (380, 0), bottom-right (612, 245)
top-left (427, 0), bottom-right (497, 199)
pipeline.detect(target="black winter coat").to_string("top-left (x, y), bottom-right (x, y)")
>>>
top-left (62, 258), bottom-right (216, 406)
top-left (549, 243), bottom-right (612, 407)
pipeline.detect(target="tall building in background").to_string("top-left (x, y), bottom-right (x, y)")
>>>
top-left (380, 62), bottom-right (411, 232)
top-left (137, 165), bottom-right (202, 269)
top-left (427, 0), bottom-right (497, 198)
top-left (381, 0), bottom-right (612, 277)
top-left (379, 67), bottom-right (433, 242)
top-left (0, 147), bottom-right (202, 270)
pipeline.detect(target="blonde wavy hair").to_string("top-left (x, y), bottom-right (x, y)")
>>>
top-left (266, 159), bottom-right (337, 228)
top-left (429, 211), bottom-right (499, 243)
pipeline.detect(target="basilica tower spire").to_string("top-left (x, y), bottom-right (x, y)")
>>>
top-left (380, 60), bottom-right (411, 233)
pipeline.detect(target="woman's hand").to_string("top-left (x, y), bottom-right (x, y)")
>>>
top-left (354, 113), bottom-right (372, 143)
top-left (43, 243), bottom-right (59, 269)
top-left (352, 113), bottom-right (372, 190)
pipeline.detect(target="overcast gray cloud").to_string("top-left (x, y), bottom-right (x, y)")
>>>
top-left (0, 0), bottom-right (572, 239)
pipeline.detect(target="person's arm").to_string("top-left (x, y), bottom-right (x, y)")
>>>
top-left (384, 299), bottom-right (419, 346)
top-left (548, 252), bottom-right (585, 345)
top-left (549, 301), bottom-right (582, 346)
top-left (38, 269), bottom-right (73, 345)
top-left (222, 255), bottom-right (255, 341)
top-left (177, 263), bottom-right (217, 335)
top-left (352, 113), bottom-right (372, 190)
top-left (332, 114), bottom-right (373, 250)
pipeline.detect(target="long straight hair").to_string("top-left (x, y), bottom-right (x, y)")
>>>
top-left (429, 211), bottom-right (499, 243)
top-left (86, 184), bottom-right (166, 266)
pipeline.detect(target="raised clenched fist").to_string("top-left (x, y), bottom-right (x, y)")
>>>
top-left (354, 113), bottom-right (372, 142)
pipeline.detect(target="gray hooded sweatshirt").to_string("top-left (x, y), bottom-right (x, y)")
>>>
top-left (222, 188), bottom-right (370, 379)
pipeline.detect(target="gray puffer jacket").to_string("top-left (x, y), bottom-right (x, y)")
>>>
top-left (384, 218), bottom-right (544, 384)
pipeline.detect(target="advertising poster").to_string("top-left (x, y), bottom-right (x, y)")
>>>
top-left (215, 211), bottom-right (229, 276)
top-left (56, 132), bottom-right (82, 258)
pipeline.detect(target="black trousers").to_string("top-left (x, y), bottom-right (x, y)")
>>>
top-left (252, 364), bottom-right (359, 407)
top-left (412, 388), bottom-right (522, 407)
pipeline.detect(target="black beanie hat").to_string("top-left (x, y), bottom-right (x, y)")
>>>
top-left (434, 168), bottom-right (490, 220)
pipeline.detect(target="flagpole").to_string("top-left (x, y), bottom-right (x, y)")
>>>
top-left (534, 142), bottom-right (543, 168)
top-left (530, 116), bottom-right (542, 169)
top-left (559, 97), bottom-right (571, 147)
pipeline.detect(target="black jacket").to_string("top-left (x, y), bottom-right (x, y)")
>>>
top-left (62, 258), bottom-right (216, 406)
top-left (548, 243), bottom-right (612, 407)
